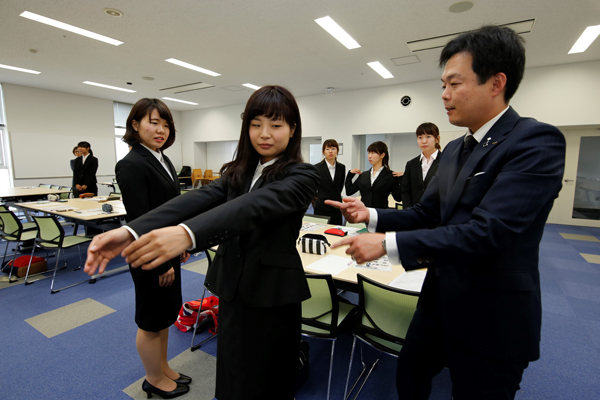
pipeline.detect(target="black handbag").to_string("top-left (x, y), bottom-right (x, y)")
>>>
top-left (298, 234), bottom-right (330, 255)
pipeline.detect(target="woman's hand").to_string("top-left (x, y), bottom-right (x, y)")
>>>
top-left (392, 170), bottom-right (404, 177)
top-left (158, 267), bottom-right (175, 287)
top-left (81, 185), bottom-right (87, 190)
top-left (350, 168), bottom-right (361, 175)
top-left (84, 228), bottom-right (134, 275)
top-left (180, 251), bottom-right (191, 264)
top-left (124, 226), bottom-right (192, 270)
top-left (75, 184), bottom-right (82, 191)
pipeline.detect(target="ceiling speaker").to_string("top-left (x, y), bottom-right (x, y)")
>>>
top-left (400, 95), bottom-right (412, 107)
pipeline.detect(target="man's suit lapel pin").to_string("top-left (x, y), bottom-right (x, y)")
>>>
top-left (483, 137), bottom-right (492, 147)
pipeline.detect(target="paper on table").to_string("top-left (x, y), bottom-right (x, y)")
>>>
top-left (388, 269), bottom-right (426, 292)
top-left (306, 254), bottom-right (354, 275)
top-left (354, 255), bottom-right (392, 272)
top-left (301, 222), bottom-right (328, 232)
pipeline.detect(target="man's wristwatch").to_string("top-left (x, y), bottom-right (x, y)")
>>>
top-left (382, 238), bottom-right (387, 254)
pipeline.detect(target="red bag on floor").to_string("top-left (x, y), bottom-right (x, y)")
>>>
top-left (174, 296), bottom-right (219, 334)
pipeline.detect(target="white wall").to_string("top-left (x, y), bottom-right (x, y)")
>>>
top-left (180, 60), bottom-right (600, 170)
top-left (2, 84), bottom-right (183, 194)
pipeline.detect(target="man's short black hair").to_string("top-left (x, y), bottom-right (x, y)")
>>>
top-left (439, 25), bottom-right (526, 102)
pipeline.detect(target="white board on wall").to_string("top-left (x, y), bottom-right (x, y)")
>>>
top-left (10, 132), bottom-right (115, 179)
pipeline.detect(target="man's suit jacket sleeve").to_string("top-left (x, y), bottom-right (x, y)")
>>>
top-left (376, 121), bottom-right (565, 272)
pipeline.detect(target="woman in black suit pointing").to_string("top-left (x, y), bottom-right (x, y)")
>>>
top-left (85, 86), bottom-right (319, 400)
top-left (116, 98), bottom-right (191, 399)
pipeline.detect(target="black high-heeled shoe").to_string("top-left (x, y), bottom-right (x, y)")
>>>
top-left (142, 379), bottom-right (189, 399)
top-left (173, 373), bottom-right (192, 385)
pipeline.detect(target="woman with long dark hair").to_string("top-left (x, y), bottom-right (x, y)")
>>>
top-left (84, 85), bottom-right (319, 400)
top-left (401, 122), bottom-right (442, 208)
top-left (115, 98), bottom-right (191, 399)
top-left (345, 141), bottom-right (401, 209)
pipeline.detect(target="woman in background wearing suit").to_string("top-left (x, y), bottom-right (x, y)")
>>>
top-left (72, 141), bottom-right (98, 196)
top-left (313, 139), bottom-right (345, 225)
top-left (345, 141), bottom-right (402, 209)
top-left (401, 122), bottom-right (442, 209)
top-left (116, 98), bottom-right (191, 399)
top-left (85, 86), bottom-right (320, 400)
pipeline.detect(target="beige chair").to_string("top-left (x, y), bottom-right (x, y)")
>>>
top-left (201, 169), bottom-right (213, 186)
top-left (191, 168), bottom-right (203, 189)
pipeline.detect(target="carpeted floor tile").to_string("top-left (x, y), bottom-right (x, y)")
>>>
top-left (123, 348), bottom-right (216, 400)
top-left (580, 253), bottom-right (600, 264)
top-left (559, 233), bottom-right (600, 242)
top-left (25, 297), bottom-right (116, 338)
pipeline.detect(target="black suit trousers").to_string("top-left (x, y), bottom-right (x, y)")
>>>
top-left (396, 304), bottom-right (528, 400)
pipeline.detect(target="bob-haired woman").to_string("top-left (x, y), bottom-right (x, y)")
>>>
top-left (401, 122), bottom-right (442, 208)
top-left (85, 86), bottom-right (319, 400)
top-left (116, 98), bottom-right (191, 399)
top-left (345, 141), bottom-right (401, 209)
top-left (72, 141), bottom-right (98, 196)
top-left (313, 139), bottom-right (346, 225)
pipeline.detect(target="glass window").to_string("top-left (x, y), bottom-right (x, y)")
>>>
top-left (113, 102), bottom-right (133, 162)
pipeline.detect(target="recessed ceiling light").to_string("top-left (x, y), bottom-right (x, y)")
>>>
top-left (162, 97), bottom-right (199, 105)
top-left (165, 58), bottom-right (221, 77)
top-left (20, 11), bottom-right (123, 46)
top-left (315, 16), bottom-right (361, 50)
top-left (367, 62), bottom-right (394, 79)
top-left (242, 83), bottom-right (261, 90)
top-left (449, 1), bottom-right (474, 13)
top-left (83, 81), bottom-right (136, 93)
top-left (142, 76), bottom-right (155, 81)
top-left (568, 25), bottom-right (600, 54)
top-left (103, 8), bottom-right (123, 17)
top-left (0, 63), bottom-right (41, 74)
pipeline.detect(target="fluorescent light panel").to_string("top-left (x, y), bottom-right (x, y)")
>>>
top-left (367, 62), bottom-right (394, 79)
top-left (83, 81), bottom-right (136, 93)
top-left (242, 83), bottom-right (261, 90)
top-left (165, 58), bottom-right (221, 77)
top-left (0, 63), bottom-right (41, 74)
top-left (162, 97), bottom-right (199, 105)
top-left (315, 16), bottom-right (361, 50)
top-left (568, 25), bottom-right (600, 54)
top-left (20, 11), bottom-right (123, 46)
top-left (407, 19), bottom-right (535, 52)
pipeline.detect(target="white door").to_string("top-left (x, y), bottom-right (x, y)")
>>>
top-left (547, 127), bottom-right (600, 227)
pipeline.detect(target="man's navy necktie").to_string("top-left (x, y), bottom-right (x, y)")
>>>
top-left (457, 135), bottom-right (478, 173)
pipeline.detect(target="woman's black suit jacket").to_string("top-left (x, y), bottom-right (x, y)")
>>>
top-left (345, 167), bottom-right (401, 209)
top-left (116, 144), bottom-right (182, 331)
top-left (313, 160), bottom-right (345, 225)
top-left (401, 152), bottom-right (441, 208)
top-left (72, 154), bottom-right (98, 195)
top-left (127, 163), bottom-right (320, 308)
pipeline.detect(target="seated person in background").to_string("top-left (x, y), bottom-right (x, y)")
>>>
top-left (345, 141), bottom-right (401, 209)
top-left (401, 122), bottom-right (442, 208)
top-left (313, 139), bottom-right (346, 225)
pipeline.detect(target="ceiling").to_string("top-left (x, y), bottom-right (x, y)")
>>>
top-left (1, 0), bottom-right (599, 111)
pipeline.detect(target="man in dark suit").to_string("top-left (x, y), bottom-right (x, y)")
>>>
top-left (327, 25), bottom-right (566, 399)
top-left (314, 139), bottom-right (346, 225)
top-left (72, 141), bottom-right (98, 196)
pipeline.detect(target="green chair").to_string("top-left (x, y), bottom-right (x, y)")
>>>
top-left (344, 274), bottom-right (419, 400)
top-left (191, 248), bottom-right (218, 351)
top-left (50, 185), bottom-right (61, 190)
top-left (302, 274), bottom-right (356, 400)
top-left (29, 215), bottom-right (93, 293)
top-left (38, 183), bottom-right (51, 189)
top-left (59, 186), bottom-right (72, 199)
top-left (108, 192), bottom-right (122, 198)
top-left (0, 210), bottom-right (39, 282)
top-left (303, 213), bottom-right (331, 224)
top-left (112, 182), bottom-right (121, 194)
top-left (395, 203), bottom-right (403, 210)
